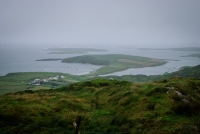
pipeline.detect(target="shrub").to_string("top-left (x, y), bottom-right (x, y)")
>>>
top-left (120, 95), bottom-right (139, 106)
top-left (172, 99), bottom-right (200, 115)
top-left (123, 91), bottom-right (132, 97)
top-left (109, 91), bottom-right (117, 96)
top-left (174, 125), bottom-right (198, 134)
top-left (110, 114), bottom-right (134, 128)
top-left (146, 87), bottom-right (168, 96)
top-left (172, 101), bottom-right (191, 115)
top-left (15, 90), bottom-right (34, 94)
top-left (171, 93), bottom-right (182, 102)
top-left (82, 87), bottom-right (96, 93)
top-left (146, 102), bottom-right (156, 111)
top-left (108, 94), bottom-right (122, 103)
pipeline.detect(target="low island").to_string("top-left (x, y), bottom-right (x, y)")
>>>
top-left (182, 53), bottom-right (200, 58)
top-left (138, 47), bottom-right (200, 52)
top-left (37, 54), bottom-right (167, 75)
top-left (62, 54), bottom-right (167, 75)
top-left (46, 47), bottom-right (107, 54)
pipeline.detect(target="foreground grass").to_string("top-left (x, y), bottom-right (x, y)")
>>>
top-left (0, 77), bottom-right (200, 133)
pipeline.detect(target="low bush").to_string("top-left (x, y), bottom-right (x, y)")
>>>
top-left (146, 87), bottom-right (168, 96)
top-left (172, 99), bottom-right (200, 115)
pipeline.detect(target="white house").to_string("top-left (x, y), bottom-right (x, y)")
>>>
top-left (30, 79), bottom-right (40, 85)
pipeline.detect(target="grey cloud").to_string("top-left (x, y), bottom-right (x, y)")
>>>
top-left (0, 0), bottom-right (200, 47)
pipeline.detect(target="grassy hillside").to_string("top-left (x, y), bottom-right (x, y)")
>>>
top-left (62, 54), bottom-right (167, 75)
top-left (0, 78), bottom-right (200, 133)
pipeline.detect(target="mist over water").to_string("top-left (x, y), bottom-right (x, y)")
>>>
top-left (0, 45), bottom-right (102, 76)
top-left (0, 1), bottom-right (200, 75)
top-left (0, 45), bottom-right (199, 76)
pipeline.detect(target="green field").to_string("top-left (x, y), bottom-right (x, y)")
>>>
top-left (0, 72), bottom-right (87, 94)
top-left (62, 54), bottom-right (167, 75)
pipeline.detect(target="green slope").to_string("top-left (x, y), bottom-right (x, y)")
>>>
top-left (0, 77), bottom-right (200, 133)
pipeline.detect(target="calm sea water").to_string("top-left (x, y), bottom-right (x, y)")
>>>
top-left (0, 45), bottom-right (199, 76)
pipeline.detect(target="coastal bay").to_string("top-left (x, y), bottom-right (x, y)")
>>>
top-left (61, 54), bottom-right (167, 75)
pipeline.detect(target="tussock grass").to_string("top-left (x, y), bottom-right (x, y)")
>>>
top-left (0, 77), bottom-right (200, 133)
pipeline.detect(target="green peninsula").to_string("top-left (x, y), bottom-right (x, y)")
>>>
top-left (182, 53), bottom-right (200, 58)
top-left (36, 58), bottom-right (63, 61)
top-left (62, 54), bottom-right (167, 75)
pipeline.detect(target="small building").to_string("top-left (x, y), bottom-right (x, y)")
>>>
top-left (48, 77), bottom-right (53, 81)
top-left (41, 79), bottom-right (49, 83)
top-left (30, 79), bottom-right (40, 85)
top-left (52, 77), bottom-right (58, 80)
top-left (61, 75), bottom-right (66, 79)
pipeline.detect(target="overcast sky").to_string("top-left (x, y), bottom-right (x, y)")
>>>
top-left (0, 0), bottom-right (200, 48)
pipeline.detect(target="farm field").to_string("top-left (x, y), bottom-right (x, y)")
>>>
top-left (0, 72), bottom-right (87, 94)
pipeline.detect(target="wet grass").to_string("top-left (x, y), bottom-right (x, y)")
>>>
top-left (0, 77), bottom-right (200, 133)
